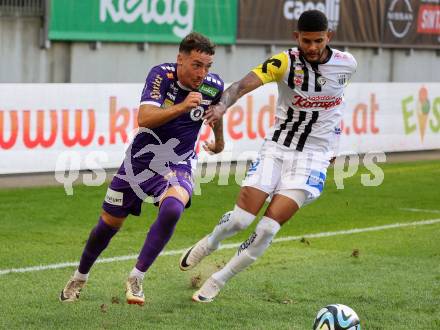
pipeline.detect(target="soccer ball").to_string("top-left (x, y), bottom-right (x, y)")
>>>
top-left (313, 304), bottom-right (361, 330)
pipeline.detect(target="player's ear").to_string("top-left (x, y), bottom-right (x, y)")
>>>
top-left (327, 30), bottom-right (334, 42)
top-left (177, 53), bottom-right (183, 66)
top-left (293, 31), bottom-right (300, 41)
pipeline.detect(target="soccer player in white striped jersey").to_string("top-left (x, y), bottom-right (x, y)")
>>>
top-left (179, 10), bottom-right (357, 302)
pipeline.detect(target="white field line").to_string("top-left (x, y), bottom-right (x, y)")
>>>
top-left (1, 218), bottom-right (440, 277)
top-left (399, 208), bottom-right (440, 214)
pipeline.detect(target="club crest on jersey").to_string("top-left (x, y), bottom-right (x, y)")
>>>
top-left (190, 106), bottom-right (204, 121)
top-left (317, 76), bottom-right (327, 86)
top-left (338, 74), bottom-right (348, 86)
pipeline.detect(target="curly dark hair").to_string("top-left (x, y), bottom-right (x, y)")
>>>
top-left (297, 10), bottom-right (328, 32)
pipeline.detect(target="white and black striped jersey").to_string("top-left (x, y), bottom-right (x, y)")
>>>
top-left (252, 46), bottom-right (357, 155)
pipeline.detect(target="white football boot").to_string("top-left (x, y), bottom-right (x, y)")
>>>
top-left (192, 276), bottom-right (224, 303)
top-left (126, 276), bottom-right (145, 306)
top-left (179, 235), bottom-right (216, 271)
top-left (179, 236), bottom-right (215, 271)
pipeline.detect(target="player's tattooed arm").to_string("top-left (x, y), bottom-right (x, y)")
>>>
top-left (203, 118), bottom-right (224, 154)
top-left (203, 72), bottom-right (263, 126)
top-left (221, 72), bottom-right (263, 108)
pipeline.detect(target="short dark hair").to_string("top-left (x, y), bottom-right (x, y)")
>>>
top-left (179, 32), bottom-right (216, 55)
top-left (297, 10), bottom-right (328, 32)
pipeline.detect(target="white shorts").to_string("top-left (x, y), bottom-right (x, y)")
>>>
top-left (242, 140), bottom-right (330, 206)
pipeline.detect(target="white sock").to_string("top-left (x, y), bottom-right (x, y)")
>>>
top-left (212, 216), bottom-right (281, 285)
top-left (73, 269), bottom-right (89, 281)
top-left (207, 205), bottom-right (256, 250)
top-left (130, 267), bottom-right (146, 280)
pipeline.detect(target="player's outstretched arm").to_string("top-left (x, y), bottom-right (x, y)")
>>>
top-left (138, 92), bottom-right (202, 128)
top-left (203, 72), bottom-right (263, 126)
top-left (222, 71), bottom-right (263, 108)
top-left (202, 118), bottom-right (224, 154)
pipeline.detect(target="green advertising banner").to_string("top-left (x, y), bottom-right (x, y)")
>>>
top-left (48, 0), bottom-right (237, 44)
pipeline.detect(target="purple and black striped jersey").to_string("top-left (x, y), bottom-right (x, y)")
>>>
top-left (130, 62), bottom-right (224, 169)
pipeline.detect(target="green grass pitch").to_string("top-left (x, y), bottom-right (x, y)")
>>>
top-left (0, 160), bottom-right (439, 329)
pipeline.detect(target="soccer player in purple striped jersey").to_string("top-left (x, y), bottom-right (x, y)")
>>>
top-left (60, 32), bottom-right (225, 305)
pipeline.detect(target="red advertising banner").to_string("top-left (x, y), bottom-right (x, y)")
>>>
top-left (417, 4), bottom-right (440, 34)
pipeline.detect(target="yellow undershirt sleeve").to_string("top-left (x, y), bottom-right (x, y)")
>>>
top-left (252, 52), bottom-right (288, 84)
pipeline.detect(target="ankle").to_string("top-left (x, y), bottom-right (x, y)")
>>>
top-left (207, 235), bottom-right (220, 251)
top-left (130, 267), bottom-right (146, 280)
top-left (73, 269), bottom-right (89, 281)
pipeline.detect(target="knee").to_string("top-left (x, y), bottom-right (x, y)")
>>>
top-left (256, 217), bottom-right (281, 239)
top-left (230, 205), bottom-right (255, 231)
top-left (101, 211), bottom-right (126, 229)
top-left (159, 197), bottom-right (185, 221)
top-left (244, 217), bottom-right (281, 259)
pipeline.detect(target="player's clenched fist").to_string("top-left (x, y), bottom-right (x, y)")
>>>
top-left (180, 92), bottom-right (202, 112)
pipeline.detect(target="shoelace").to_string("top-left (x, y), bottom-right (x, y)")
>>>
top-left (66, 279), bottom-right (83, 293)
top-left (130, 278), bottom-right (141, 293)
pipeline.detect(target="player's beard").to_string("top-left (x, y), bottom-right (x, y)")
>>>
top-left (300, 48), bottom-right (326, 64)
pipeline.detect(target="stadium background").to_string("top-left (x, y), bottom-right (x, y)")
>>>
top-left (1, 0), bottom-right (440, 84)
top-left (0, 1), bottom-right (439, 329)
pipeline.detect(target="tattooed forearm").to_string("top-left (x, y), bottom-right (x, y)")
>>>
top-left (220, 72), bottom-right (263, 108)
top-left (213, 118), bottom-right (225, 151)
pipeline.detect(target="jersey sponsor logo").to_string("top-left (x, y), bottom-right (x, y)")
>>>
top-left (387, 0), bottom-right (414, 38)
top-left (150, 74), bottom-right (163, 100)
top-left (105, 188), bottom-right (123, 206)
top-left (190, 106), bottom-right (205, 121)
top-left (166, 91), bottom-right (176, 101)
top-left (306, 170), bottom-right (326, 193)
top-left (163, 99), bottom-right (174, 108)
top-left (294, 61), bottom-right (305, 87)
top-left (292, 95), bottom-right (342, 109)
top-left (294, 68), bottom-right (305, 87)
top-left (199, 84), bottom-right (219, 97)
top-left (308, 95), bottom-right (339, 101)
